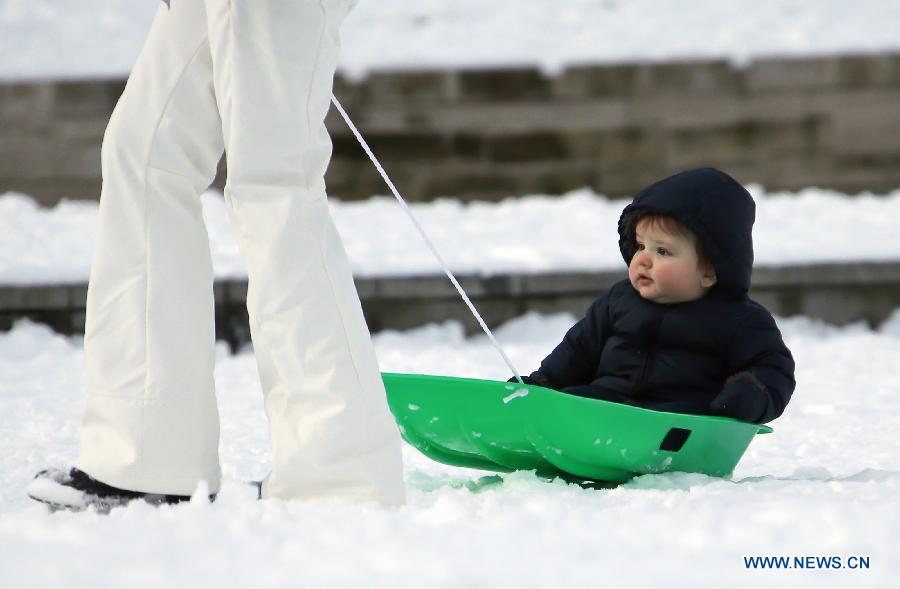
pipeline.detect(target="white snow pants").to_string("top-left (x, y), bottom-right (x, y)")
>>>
top-left (76, 0), bottom-right (405, 505)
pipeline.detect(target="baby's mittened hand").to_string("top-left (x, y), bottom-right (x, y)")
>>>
top-left (708, 372), bottom-right (769, 423)
top-left (508, 375), bottom-right (534, 384)
top-left (507, 372), bottom-right (552, 387)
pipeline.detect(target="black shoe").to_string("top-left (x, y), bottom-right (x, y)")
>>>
top-left (26, 467), bottom-right (207, 513)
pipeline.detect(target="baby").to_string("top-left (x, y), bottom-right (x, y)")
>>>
top-left (516, 168), bottom-right (795, 424)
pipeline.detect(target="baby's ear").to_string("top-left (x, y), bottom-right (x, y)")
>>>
top-left (700, 264), bottom-right (717, 288)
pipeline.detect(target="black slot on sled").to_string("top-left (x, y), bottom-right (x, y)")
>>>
top-left (659, 427), bottom-right (692, 452)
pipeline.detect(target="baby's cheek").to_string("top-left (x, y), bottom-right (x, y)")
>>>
top-left (656, 265), bottom-right (677, 283)
top-left (661, 266), bottom-right (694, 290)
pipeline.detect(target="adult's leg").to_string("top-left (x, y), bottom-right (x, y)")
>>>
top-left (204, 0), bottom-right (405, 505)
top-left (76, 1), bottom-right (225, 496)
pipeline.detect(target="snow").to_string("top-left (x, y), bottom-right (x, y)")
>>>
top-left (1, 312), bottom-right (898, 587)
top-left (22, 474), bottom-right (86, 509)
top-left (3, 3), bottom-right (898, 583)
top-left (2, 185), bottom-right (899, 285)
top-left (2, 0), bottom-right (900, 81)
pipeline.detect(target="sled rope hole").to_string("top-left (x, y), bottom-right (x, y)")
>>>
top-left (331, 95), bottom-right (524, 384)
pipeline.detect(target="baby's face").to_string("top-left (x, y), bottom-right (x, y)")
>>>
top-left (628, 220), bottom-right (717, 304)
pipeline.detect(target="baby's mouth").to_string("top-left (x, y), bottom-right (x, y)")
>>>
top-left (637, 273), bottom-right (652, 284)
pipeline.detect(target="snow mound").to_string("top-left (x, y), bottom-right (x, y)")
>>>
top-left (3, 1), bottom-right (900, 80)
top-left (2, 186), bottom-right (899, 285)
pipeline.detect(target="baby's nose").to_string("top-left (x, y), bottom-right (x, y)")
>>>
top-left (635, 250), bottom-right (651, 266)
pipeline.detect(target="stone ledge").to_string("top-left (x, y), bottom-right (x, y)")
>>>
top-left (6, 53), bottom-right (900, 205)
top-left (2, 261), bottom-right (896, 308)
top-left (2, 261), bottom-right (897, 347)
top-left (751, 261), bottom-right (900, 287)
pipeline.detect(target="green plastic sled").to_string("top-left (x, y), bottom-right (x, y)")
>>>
top-left (382, 372), bottom-right (772, 483)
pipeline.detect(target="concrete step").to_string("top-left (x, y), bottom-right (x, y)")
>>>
top-left (1, 261), bottom-right (898, 349)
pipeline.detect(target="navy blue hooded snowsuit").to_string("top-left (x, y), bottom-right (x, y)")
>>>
top-left (520, 168), bottom-right (795, 424)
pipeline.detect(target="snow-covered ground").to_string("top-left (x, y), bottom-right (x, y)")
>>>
top-left (1, 312), bottom-right (898, 588)
top-left (2, 0), bottom-right (900, 81)
top-left (3, 3), bottom-right (898, 585)
top-left (1, 185), bottom-right (899, 285)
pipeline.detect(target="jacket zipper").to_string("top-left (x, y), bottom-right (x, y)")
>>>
top-left (634, 311), bottom-right (664, 396)
top-left (636, 347), bottom-right (656, 394)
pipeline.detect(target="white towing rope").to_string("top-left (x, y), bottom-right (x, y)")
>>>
top-left (331, 94), bottom-right (525, 385)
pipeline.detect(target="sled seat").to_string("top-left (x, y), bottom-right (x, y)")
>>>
top-left (382, 372), bottom-right (772, 483)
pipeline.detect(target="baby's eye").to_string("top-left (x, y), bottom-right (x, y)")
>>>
top-left (656, 247), bottom-right (670, 256)
top-left (635, 242), bottom-right (645, 251)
